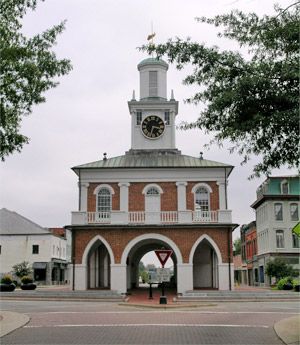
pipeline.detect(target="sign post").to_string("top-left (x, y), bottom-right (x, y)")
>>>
top-left (155, 249), bottom-right (173, 305)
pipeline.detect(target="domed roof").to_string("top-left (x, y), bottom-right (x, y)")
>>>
top-left (137, 57), bottom-right (168, 70)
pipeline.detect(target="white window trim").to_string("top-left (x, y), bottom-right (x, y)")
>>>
top-left (142, 184), bottom-right (163, 195)
top-left (192, 183), bottom-right (212, 211)
top-left (93, 184), bottom-right (115, 195)
top-left (273, 202), bottom-right (284, 222)
top-left (280, 179), bottom-right (289, 194)
top-left (289, 201), bottom-right (299, 222)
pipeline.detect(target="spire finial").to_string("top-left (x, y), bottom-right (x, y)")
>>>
top-left (103, 152), bottom-right (107, 161)
top-left (132, 90), bottom-right (136, 101)
top-left (199, 152), bottom-right (203, 160)
top-left (170, 89), bottom-right (175, 100)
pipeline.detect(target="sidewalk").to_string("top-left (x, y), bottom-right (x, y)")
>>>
top-left (274, 315), bottom-right (300, 345)
top-left (0, 311), bottom-right (29, 337)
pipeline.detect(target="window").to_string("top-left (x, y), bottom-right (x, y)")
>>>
top-left (164, 111), bottom-right (170, 125)
top-left (97, 188), bottom-right (112, 214)
top-left (276, 230), bottom-right (284, 248)
top-left (274, 203), bottom-right (283, 221)
top-left (293, 233), bottom-right (300, 248)
top-left (195, 187), bottom-right (209, 212)
top-left (146, 187), bottom-right (160, 195)
top-left (0, 245), bottom-right (1, 254)
top-left (290, 203), bottom-right (299, 221)
top-left (149, 71), bottom-right (158, 97)
top-left (32, 245), bottom-right (39, 254)
top-left (281, 180), bottom-right (289, 194)
top-left (136, 111), bottom-right (142, 125)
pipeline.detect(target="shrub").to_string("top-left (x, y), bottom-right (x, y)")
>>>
top-left (12, 261), bottom-right (32, 278)
top-left (277, 277), bottom-right (293, 290)
top-left (21, 276), bottom-right (33, 284)
top-left (1, 274), bottom-right (13, 284)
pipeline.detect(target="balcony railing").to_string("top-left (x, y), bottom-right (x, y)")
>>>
top-left (71, 210), bottom-right (232, 225)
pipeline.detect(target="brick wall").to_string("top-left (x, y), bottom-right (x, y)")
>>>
top-left (87, 183), bottom-right (120, 212)
top-left (87, 181), bottom-right (219, 212)
top-left (73, 226), bottom-right (232, 265)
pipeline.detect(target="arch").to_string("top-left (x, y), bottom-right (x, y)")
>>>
top-left (121, 233), bottom-right (183, 265)
top-left (191, 183), bottom-right (213, 194)
top-left (82, 235), bottom-right (115, 265)
top-left (93, 184), bottom-right (115, 195)
top-left (142, 184), bottom-right (163, 195)
top-left (189, 234), bottom-right (223, 264)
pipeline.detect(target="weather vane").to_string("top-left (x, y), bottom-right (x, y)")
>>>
top-left (147, 22), bottom-right (156, 57)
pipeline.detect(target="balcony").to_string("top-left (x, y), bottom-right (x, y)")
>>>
top-left (71, 210), bottom-right (232, 225)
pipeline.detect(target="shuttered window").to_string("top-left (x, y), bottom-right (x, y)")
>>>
top-left (149, 71), bottom-right (158, 97)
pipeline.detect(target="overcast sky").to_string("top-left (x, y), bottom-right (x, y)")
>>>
top-left (0, 0), bottom-right (296, 264)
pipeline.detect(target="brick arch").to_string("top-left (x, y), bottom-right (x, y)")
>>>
top-left (82, 234), bottom-right (115, 265)
top-left (120, 233), bottom-right (183, 265)
top-left (189, 234), bottom-right (223, 264)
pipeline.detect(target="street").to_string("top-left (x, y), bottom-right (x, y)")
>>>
top-left (1, 300), bottom-right (299, 344)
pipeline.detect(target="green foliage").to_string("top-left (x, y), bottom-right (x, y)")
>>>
top-left (265, 258), bottom-right (297, 281)
top-left (233, 238), bottom-right (241, 255)
top-left (21, 275), bottom-right (33, 284)
top-left (0, 0), bottom-right (72, 160)
top-left (1, 274), bottom-right (13, 284)
top-left (12, 261), bottom-right (32, 278)
top-left (140, 4), bottom-right (299, 178)
top-left (276, 276), bottom-right (294, 290)
top-left (140, 270), bottom-right (149, 283)
top-left (139, 261), bottom-right (145, 274)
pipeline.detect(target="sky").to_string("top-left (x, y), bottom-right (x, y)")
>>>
top-left (0, 0), bottom-right (296, 267)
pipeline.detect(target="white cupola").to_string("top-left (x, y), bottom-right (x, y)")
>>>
top-left (128, 58), bottom-right (179, 152)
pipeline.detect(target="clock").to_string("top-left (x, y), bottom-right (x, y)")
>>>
top-left (141, 115), bottom-right (165, 139)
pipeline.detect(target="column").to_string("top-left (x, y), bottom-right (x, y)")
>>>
top-left (217, 181), bottom-right (226, 210)
top-left (118, 182), bottom-right (130, 212)
top-left (177, 264), bottom-right (193, 293)
top-left (110, 264), bottom-right (127, 293)
top-left (176, 181), bottom-right (187, 211)
top-left (79, 182), bottom-right (89, 211)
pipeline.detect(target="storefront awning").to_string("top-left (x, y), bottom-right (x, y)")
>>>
top-left (32, 262), bottom-right (47, 269)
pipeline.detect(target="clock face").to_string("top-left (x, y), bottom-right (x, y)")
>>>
top-left (141, 115), bottom-right (165, 139)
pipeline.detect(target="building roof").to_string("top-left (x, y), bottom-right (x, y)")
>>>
top-left (72, 153), bottom-right (234, 175)
top-left (137, 58), bottom-right (168, 69)
top-left (0, 208), bottom-right (50, 235)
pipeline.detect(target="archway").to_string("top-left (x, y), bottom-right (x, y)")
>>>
top-left (121, 234), bottom-right (182, 292)
top-left (82, 236), bottom-right (114, 289)
top-left (190, 235), bottom-right (222, 289)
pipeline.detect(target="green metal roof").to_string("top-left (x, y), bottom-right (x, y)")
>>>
top-left (137, 58), bottom-right (168, 69)
top-left (72, 153), bottom-right (233, 174)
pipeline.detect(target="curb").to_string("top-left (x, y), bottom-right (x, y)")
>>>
top-left (118, 302), bottom-right (217, 309)
top-left (0, 311), bottom-right (30, 338)
top-left (274, 315), bottom-right (300, 345)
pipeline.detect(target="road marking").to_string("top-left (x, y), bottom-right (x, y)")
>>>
top-left (25, 310), bottom-right (299, 315)
top-left (24, 323), bottom-right (269, 328)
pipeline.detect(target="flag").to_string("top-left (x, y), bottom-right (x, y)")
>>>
top-left (147, 33), bottom-right (156, 41)
top-left (292, 222), bottom-right (300, 237)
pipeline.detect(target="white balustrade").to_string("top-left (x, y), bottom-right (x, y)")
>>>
top-left (71, 210), bottom-right (230, 225)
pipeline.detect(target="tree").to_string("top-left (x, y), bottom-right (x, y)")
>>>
top-left (12, 261), bottom-right (32, 278)
top-left (265, 258), bottom-right (296, 282)
top-left (0, 0), bottom-right (72, 160)
top-left (141, 4), bottom-right (299, 178)
top-left (233, 238), bottom-right (241, 255)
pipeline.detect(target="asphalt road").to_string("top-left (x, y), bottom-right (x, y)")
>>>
top-left (1, 300), bottom-right (299, 345)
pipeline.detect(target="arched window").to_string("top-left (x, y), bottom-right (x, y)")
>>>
top-left (195, 187), bottom-right (210, 212)
top-left (146, 187), bottom-right (160, 195)
top-left (97, 187), bottom-right (112, 214)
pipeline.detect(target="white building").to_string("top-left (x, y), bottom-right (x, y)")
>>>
top-left (251, 176), bottom-right (300, 285)
top-left (0, 208), bottom-right (69, 284)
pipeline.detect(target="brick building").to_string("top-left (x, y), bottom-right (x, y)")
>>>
top-left (66, 58), bottom-right (237, 294)
top-left (240, 221), bottom-right (258, 285)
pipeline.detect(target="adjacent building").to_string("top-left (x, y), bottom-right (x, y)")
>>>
top-left (0, 208), bottom-right (70, 284)
top-left (67, 57), bottom-right (238, 294)
top-left (251, 176), bottom-right (300, 285)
